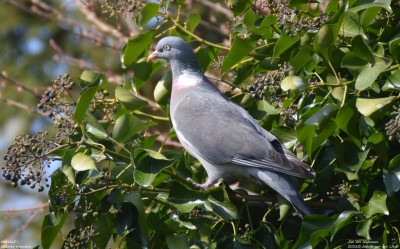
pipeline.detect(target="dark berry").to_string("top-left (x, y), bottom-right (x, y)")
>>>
top-left (278, 23), bottom-right (284, 30)
top-left (38, 186), bottom-right (44, 192)
top-left (293, 9), bottom-right (299, 14)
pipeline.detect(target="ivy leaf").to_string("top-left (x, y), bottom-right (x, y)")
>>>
top-left (112, 114), bottom-right (156, 143)
top-left (137, 3), bottom-right (159, 30)
top-left (208, 187), bottom-right (239, 220)
top-left (342, 12), bottom-right (367, 39)
top-left (61, 150), bottom-right (75, 185)
top-left (293, 215), bottom-right (335, 248)
top-left (355, 96), bottom-right (396, 119)
top-left (382, 69), bottom-right (400, 91)
top-left (389, 35), bottom-right (400, 62)
top-left (115, 86), bottom-right (148, 110)
top-left (383, 154), bottom-right (400, 196)
top-left (331, 211), bottom-right (359, 240)
top-left (167, 180), bottom-right (209, 213)
top-left (361, 191), bottom-right (389, 218)
top-left (280, 75), bottom-right (307, 92)
top-left (357, 218), bottom-right (373, 239)
top-left (351, 35), bottom-right (374, 64)
top-left (355, 56), bottom-right (392, 90)
top-left (221, 37), bottom-right (257, 73)
top-left (166, 234), bottom-right (190, 249)
top-left (134, 149), bottom-right (173, 186)
top-left (349, 0), bottom-right (392, 13)
top-left (41, 212), bottom-right (68, 249)
top-left (273, 33), bottom-right (299, 61)
top-left (71, 153), bottom-right (98, 171)
top-left (121, 30), bottom-right (155, 67)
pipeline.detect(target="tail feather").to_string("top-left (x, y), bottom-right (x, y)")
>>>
top-left (255, 169), bottom-right (313, 218)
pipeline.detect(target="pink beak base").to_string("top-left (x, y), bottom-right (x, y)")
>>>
top-left (147, 51), bottom-right (159, 63)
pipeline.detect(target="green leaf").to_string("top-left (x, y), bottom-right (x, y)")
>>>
top-left (74, 86), bottom-right (97, 124)
top-left (166, 234), bottom-right (190, 249)
top-left (368, 132), bottom-right (388, 162)
top-left (78, 68), bottom-right (108, 90)
top-left (167, 180), bottom-right (209, 213)
top-left (382, 69), bottom-right (400, 91)
top-left (154, 71), bottom-right (172, 106)
top-left (355, 96), bottom-right (396, 119)
top-left (273, 33), bottom-right (299, 61)
top-left (290, 45), bottom-right (314, 73)
top-left (293, 215), bottom-right (334, 248)
top-left (41, 212), bottom-right (68, 249)
top-left (134, 149), bottom-right (173, 186)
top-left (208, 187), bottom-right (239, 220)
top-left (336, 106), bottom-right (360, 139)
top-left (383, 155), bottom-right (400, 196)
top-left (304, 103), bottom-right (338, 127)
top-left (351, 35), bottom-right (374, 64)
top-left (61, 150), bottom-right (75, 185)
top-left (270, 126), bottom-right (297, 148)
top-left (317, 24), bottom-right (340, 59)
top-left (137, 3), bottom-right (159, 29)
top-left (221, 37), bottom-right (257, 73)
top-left (355, 56), bottom-right (392, 90)
top-left (280, 75), bottom-right (307, 92)
top-left (123, 191), bottom-right (148, 237)
top-left (333, 140), bottom-right (369, 172)
top-left (71, 153), bottom-right (98, 171)
top-left (185, 13), bottom-right (201, 32)
top-left (133, 61), bottom-right (162, 91)
top-left (196, 46), bottom-right (220, 72)
top-left (361, 191), bottom-right (389, 218)
top-left (349, 0), bottom-right (392, 13)
top-left (331, 211), bottom-right (358, 240)
top-left (121, 30), bottom-right (155, 67)
top-left (115, 86), bottom-right (148, 110)
top-left (92, 214), bottom-right (113, 248)
top-left (357, 218), bottom-right (373, 239)
top-left (342, 12), bottom-right (367, 39)
top-left (389, 35), bottom-right (400, 62)
top-left (112, 114), bottom-right (156, 142)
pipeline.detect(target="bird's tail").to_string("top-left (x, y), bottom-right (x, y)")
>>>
top-left (254, 169), bottom-right (313, 218)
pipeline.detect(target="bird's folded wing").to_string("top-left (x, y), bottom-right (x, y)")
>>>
top-left (172, 89), bottom-right (314, 179)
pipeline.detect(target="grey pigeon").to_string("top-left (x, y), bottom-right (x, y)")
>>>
top-left (147, 36), bottom-right (315, 218)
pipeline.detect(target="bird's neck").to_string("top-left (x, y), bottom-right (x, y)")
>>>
top-left (170, 58), bottom-right (203, 79)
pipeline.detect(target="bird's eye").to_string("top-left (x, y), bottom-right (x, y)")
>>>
top-left (164, 45), bottom-right (171, 51)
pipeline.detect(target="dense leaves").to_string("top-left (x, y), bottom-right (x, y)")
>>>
top-left (2, 0), bottom-right (400, 248)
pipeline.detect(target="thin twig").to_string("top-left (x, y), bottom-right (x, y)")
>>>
top-left (0, 71), bottom-right (41, 98)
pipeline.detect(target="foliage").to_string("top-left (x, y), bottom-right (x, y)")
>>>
top-left (2, 0), bottom-right (400, 248)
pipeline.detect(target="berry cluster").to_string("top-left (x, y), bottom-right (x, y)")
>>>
top-left (63, 225), bottom-right (100, 249)
top-left (2, 131), bottom-right (54, 191)
top-left (385, 105), bottom-right (400, 141)
top-left (90, 89), bottom-right (119, 120)
top-left (101, 0), bottom-right (141, 19)
top-left (38, 74), bottom-right (77, 140)
top-left (258, 0), bottom-right (330, 36)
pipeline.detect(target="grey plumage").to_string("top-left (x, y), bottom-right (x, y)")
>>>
top-left (148, 36), bottom-right (315, 218)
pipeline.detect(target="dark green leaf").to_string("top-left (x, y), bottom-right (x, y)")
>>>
top-left (167, 180), bottom-right (209, 213)
top-left (165, 234), bottom-right (190, 249)
top-left (41, 212), bottom-right (68, 249)
top-left (78, 68), bottom-right (108, 90)
top-left (270, 126), bottom-right (297, 148)
top-left (61, 150), bottom-right (75, 185)
top-left (133, 61), bottom-right (162, 91)
top-left (389, 35), bottom-right (400, 62)
top-left (134, 149), bottom-right (173, 186)
top-left (196, 46), bottom-right (220, 72)
top-left (92, 213), bottom-right (113, 248)
top-left (221, 37), bottom-right (257, 73)
top-left (352, 35), bottom-right (374, 64)
top-left (342, 12), bottom-right (367, 39)
top-left (331, 211), bottom-right (358, 240)
top-left (293, 215), bottom-right (334, 248)
top-left (357, 218), bottom-right (373, 239)
top-left (333, 140), bottom-right (369, 172)
top-left (208, 187), bottom-right (239, 220)
top-left (137, 3), bottom-right (159, 29)
top-left (290, 45), bottom-right (314, 73)
top-left (74, 86), bottom-right (97, 124)
top-left (273, 33), bottom-right (299, 61)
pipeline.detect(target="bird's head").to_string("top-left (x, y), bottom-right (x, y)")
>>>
top-left (147, 36), bottom-right (196, 63)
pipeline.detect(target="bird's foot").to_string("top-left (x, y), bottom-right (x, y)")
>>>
top-left (186, 177), bottom-right (218, 190)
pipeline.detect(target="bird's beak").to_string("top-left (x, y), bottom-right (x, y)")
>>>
top-left (147, 51), bottom-right (159, 63)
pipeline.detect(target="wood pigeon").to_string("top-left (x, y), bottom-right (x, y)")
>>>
top-left (147, 36), bottom-right (315, 218)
